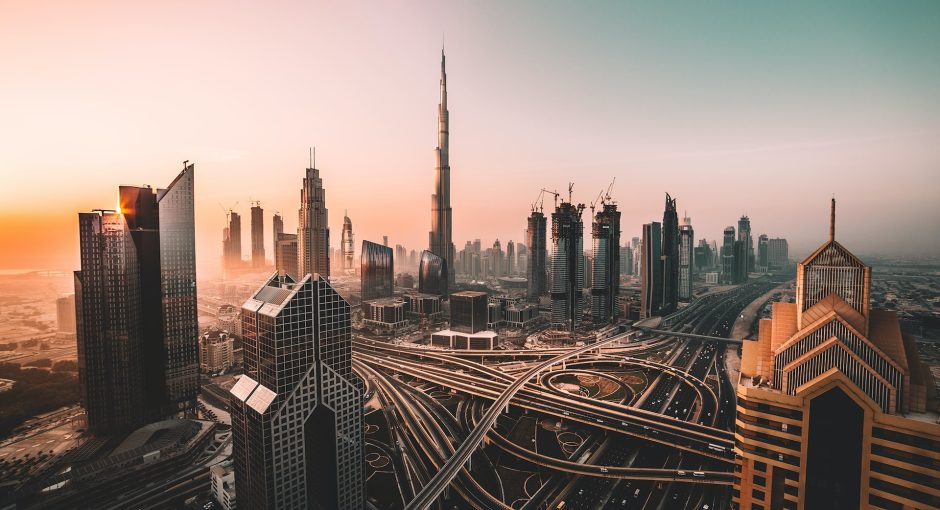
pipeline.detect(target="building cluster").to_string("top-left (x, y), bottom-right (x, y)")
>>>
top-left (74, 163), bottom-right (199, 434)
top-left (735, 201), bottom-right (938, 510)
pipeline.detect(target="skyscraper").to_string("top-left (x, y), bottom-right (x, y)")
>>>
top-left (418, 250), bottom-right (448, 296)
top-left (298, 151), bottom-right (330, 279)
top-left (768, 237), bottom-right (789, 269)
top-left (733, 239), bottom-right (748, 284)
top-left (550, 201), bottom-right (584, 332)
top-left (275, 233), bottom-right (299, 278)
top-left (757, 233), bottom-right (769, 272)
top-left (660, 194), bottom-right (679, 314)
top-left (429, 49), bottom-right (456, 289)
top-left (342, 212), bottom-right (354, 271)
top-left (231, 273), bottom-right (364, 510)
top-left (250, 203), bottom-right (264, 268)
top-left (492, 239), bottom-right (504, 277)
top-left (735, 200), bottom-right (937, 510)
top-left (76, 163), bottom-right (198, 432)
top-left (75, 210), bottom-right (144, 434)
top-left (738, 214), bottom-right (754, 273)
top-left (361, 240), bottom-right (393, 301)
top-left (506, 240), bottom-right (515, 276)
top-left (526, 210), bottom-right (547, 301)
top-left (678, 215), bottom-right (694, 302)
top-left (721, 226), bottom-right (735, 284)
top-left (223, 211), bottom-right (242, 270)
top-left (640, 222), bottom-right (662, 319)
top-left (591, 203), bottom-right (621, 324)
top-left (272, 213), bottom-right (283, 265)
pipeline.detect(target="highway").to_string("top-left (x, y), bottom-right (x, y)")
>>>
top-left (351, 276), bottom-right (789, 509)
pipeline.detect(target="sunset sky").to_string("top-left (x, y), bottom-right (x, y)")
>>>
top-left (2, 1), bottom-right (939, 277)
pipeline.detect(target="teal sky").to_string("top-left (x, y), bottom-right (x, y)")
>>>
top-left (1, 1), bottom-right (938, 273)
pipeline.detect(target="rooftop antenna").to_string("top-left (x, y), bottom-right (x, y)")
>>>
top-left (830, 196), bottom-right (836, 241)
top-left (309, 147), bottom-right (316, 168)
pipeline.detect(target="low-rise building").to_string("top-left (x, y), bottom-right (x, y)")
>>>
top-left (199, 330), bottom-right (234, 373)
top-left (431, 329), bottom-right (499, 350)
top-left (210, 463), bottom-right (237, 510)
top-left (362, 297), bottom-right (409, 331)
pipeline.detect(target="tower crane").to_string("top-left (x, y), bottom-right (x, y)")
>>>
top-left (539, 188), bottom-right (560, 209)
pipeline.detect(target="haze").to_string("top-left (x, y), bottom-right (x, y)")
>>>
top-left (2, 0), bottom-right (939, 277)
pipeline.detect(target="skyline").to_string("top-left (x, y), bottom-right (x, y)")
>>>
top-left (2, 1), bottom-right (940, 277)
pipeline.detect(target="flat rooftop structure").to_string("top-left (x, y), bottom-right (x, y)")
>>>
top-left (431, 329), bottom-right (499, 350)
top-left (450, 290), bottom-right (488, 298)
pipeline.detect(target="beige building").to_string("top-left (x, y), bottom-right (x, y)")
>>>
top-left (199, 330), bottom-right (234, 374)
top-left (735, 201), bottom-right (939, 509)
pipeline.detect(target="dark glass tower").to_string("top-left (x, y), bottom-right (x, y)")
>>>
top-left (418, 250), bottom-right (447, 296)
top-left (721, 226), bottom-right (735, 284)
top-left (272, 213), bottom-right (283, 261)
top-left (231, 273), bottom-right (364, 510)
top-left (223, 211), bottom-right (242, 270)
top-left (550, 201), bottom-right (584, 331)
top-left (640, 222), bottom-right (662, 319)
top-left (526, 210), bottom-right (547, 301)
top-left (591, 203), bottom-right (621, 324)
top-left (75, 210), bottom-right (144, 434)
top-left (360, 240), bottom-right (393, 301)
top-left (660, 193), bottom-right (679, 314)
top-left (250, 203), bottom-right (265, 268)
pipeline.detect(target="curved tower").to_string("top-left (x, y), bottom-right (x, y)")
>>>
top-left (341, 212), bottom-right (354, 271)
top-left (429, 49), bottom-right (455, 290)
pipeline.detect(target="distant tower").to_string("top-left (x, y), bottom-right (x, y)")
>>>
top-left (272, 213), bottom-right (283, 264)
top-left (738, 214), bottom-right (754, 272)
top-left (506, 240), bottom-right (516, 276)
top-left (342, 212), bottom-right (354, 271)
top-left (721, 226), bottom-right (735, 284)
top-left (591, 203), bottom-right (621, 324)
top-left (660, 194), bottom-right (679, 314)
top-left (526, 210), bottom-right (547, 301)
top-left (640, 222), bottom-right (662, 319)
top-left (298, 149), bottom-right (330, 279)
top-left (678, 215), bottom-right (694, 302)
top-left (492, 239), bottom-right (504, 277)
top-left (223, 211), bottom-right (242, 270)
top-left (231, 274), bottom-right (364, 510)
top-left (757, 233), bottom-right (769, 272)
top-left (429, 48), bottom-right (456, 289)
top-left (250, 202), bottom-right (265, 268)
top-left (550, 201), bottom-right (584, 332)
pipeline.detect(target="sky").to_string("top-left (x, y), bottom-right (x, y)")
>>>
top-left (1, 1), bottom-right (939, 277)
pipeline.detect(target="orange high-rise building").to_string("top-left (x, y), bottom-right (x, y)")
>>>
top-left (734, 200), bottom-right (939, 510)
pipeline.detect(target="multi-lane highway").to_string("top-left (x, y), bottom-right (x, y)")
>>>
top-left (357, 276), bottom-right (788, 509)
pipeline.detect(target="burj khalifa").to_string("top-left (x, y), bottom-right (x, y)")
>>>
top-left (429, 49), bottom-right (456, 288)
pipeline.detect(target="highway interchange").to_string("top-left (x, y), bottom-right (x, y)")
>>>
top-left (357, 275), bottom-right (789, 509)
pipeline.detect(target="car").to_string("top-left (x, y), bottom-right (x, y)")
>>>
top-left (600, 467), bottom-right (608, 473)
top-left (634, 489), bottom-right (641, 497)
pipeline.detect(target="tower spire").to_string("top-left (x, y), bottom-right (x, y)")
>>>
top-left (830, 196), bottom-right (836, 242)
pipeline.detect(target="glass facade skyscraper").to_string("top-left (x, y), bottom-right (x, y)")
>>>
top-left (526, 210), bottom-right (547, 301)
top-left (360, 240), bottom-right (393, 301)
top-left (550, 202), bottom-right (584, 331)
top-left (591, 203), bottom-right (620, 324)
top-left (418, 250), bottom-right (447, 296)
top-left (231, 273), bottom-right (364, 510)
top-left (640, 222), bottom-right (662, 319)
